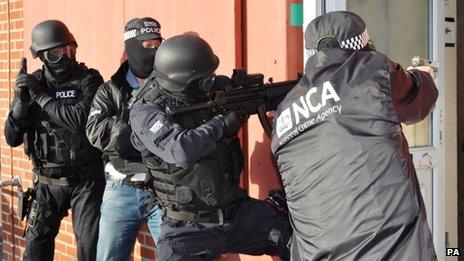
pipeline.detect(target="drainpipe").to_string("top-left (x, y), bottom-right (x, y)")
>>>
top-left (235, 0), bottom-right (249, 193)
top-left (6, 0), bottom-right (17, 259)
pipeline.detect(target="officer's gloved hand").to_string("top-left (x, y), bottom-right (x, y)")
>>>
top-left (12, 75), bottom-right (33, 119)
top-left (220, 111), bottom-right (241, 138)
top-left (15, 74), bottom-right (42, 100)
top-left (14, 82), bottom-right (31, 104)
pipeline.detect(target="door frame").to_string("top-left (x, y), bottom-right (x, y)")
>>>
top-left (303, 0), bottom-right (446, 259)
top-left (456, 0), bottom-right (464, 256)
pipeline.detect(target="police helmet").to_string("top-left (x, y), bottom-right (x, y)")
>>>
top-left (154, 35), bottom-right (219, 95)
top-left (30, 20), bottom-right (77, 59)
top-left (305, 11), bottom-right (372, 57)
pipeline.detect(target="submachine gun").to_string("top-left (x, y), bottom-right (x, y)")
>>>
top-left (166, 69), bottom-right (302, 137)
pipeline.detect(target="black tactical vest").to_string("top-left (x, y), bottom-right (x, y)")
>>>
top-left (142, 89), bottom-right (245, 212)
top-left (24, 65), bottom-right (101, 170)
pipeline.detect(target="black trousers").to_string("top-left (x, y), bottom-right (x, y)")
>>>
top-left (157, 198), bottom-right (291, 261)
top-left (23, 163), bottom-right (105, 261)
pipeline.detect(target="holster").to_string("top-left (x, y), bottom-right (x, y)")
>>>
top-left (267, 189), bottom-right (288, 211)
top-left (18, 188), bottom-right (34, 221)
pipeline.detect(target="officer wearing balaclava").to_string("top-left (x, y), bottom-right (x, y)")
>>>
top-left (271, 11), bottom-right (437, 260)
top-left (86, 17), bottom-right (163, 260)
top-left (4, 20), bottom-right (105, 261)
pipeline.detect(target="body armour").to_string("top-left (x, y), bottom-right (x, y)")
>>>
top-left (141, 88), bottom-right (244, 212)
top-left (24, 64), bottom-right (102, 170)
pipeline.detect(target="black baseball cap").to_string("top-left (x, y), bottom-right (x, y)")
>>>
top-left (124, 17), bottom-right (162, 42)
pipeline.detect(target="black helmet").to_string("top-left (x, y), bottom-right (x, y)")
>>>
top-left (30, 20), bottom-right (77, 58)
top-left (154, 35), bottom-right (219, 95)
top-left (305, 11), bottom-right (370, 57)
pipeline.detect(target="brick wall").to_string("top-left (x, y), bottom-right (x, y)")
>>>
top-left (1, 0), bottom-right (27, 259)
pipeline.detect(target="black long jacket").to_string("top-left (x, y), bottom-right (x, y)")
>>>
top-left (271, 49), bottom-right (438, 261)
top-left (86, 61), bottom-right (148, 175)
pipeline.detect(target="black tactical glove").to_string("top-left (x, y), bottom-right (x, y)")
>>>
top-left (15, 73), bottom-right (42, 100)
top-left (14, 83), bottom-right (31, 104)
top-left (114, 108), bottom-right (133, 156)
top-left (220, 111), bottom-right (240, 138)
top-left (12, 80), bottom-right (32, 119)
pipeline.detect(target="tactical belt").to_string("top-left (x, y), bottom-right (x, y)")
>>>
top-left (106, 175), bottom-right (152, 190)
top-left (36, 175), bottom-right (72, 186)
top-left (165, 201), bottom-right (240, 225)
top-left (33, 163), bottom-right (96, 186)
top-left (124, 180), bottom-right (152, 189)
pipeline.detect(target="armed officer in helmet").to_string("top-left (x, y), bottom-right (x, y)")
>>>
top-left (86, 17), bottom-right (163, 260)
top-left (4, 20), bottom-right (104, 260)
top-left (130, 34), bottom-right (292, 261)
top-left (271, 11), bottom-right (437, 260)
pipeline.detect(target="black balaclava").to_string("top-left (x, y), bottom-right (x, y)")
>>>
top-left (43, 55), bottom-right (77, 81)
top-left (125, 38), bottom-right (156, 79)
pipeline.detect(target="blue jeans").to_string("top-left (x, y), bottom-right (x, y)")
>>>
top-left (97, 180), bottom-right (162, 261)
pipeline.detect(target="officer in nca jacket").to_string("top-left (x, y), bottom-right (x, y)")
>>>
top-left (271, 11), bottom-right (438, 261)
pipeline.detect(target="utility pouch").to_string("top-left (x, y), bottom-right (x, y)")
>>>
top-left (18, 188), bottom-right (34, 221)
top-left (27, 200), bottom-right (40, 229)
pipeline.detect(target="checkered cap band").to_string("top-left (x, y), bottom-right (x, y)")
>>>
top-left (340, 28), bottom-right (369, 50)
top-left (307, 28), bottom-right (370, 57)
top-left (124, 29), bottom-right (137, 41)
top-left (124, 27), bottom-right (161, 41)
top-left (306, 49), bottom-right (317, 57)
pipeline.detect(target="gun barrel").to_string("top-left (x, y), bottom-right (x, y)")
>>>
top-left (265, 79), bottom-right (300, 99)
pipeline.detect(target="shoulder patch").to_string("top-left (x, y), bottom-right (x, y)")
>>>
top-left (149, 120), bottom-right (163, 134)
top-left (88, 109), bottom-right (101, 118)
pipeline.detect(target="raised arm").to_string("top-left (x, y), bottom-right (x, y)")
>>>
top-left (130, 98), bottom-right (238, 170)
top-left (389, 60), bottom-right (438, 125)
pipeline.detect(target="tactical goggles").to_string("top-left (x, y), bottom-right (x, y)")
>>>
top-left (198, 73), bottom-right (216, 93)
top-left (43, 44), bottom-right (76, 63)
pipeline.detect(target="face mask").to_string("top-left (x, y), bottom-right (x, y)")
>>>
top-left (44, 55), bottom-right (76, 80)
top-left (125, 38), bottom-right (156, 79)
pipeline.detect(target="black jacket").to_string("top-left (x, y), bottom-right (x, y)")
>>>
top-left (272, 49), bottom-right (438, 260)
top-left (86, 61), bottom-right (147, 174)
top-left (5, 63), bottom-right (103, 169)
